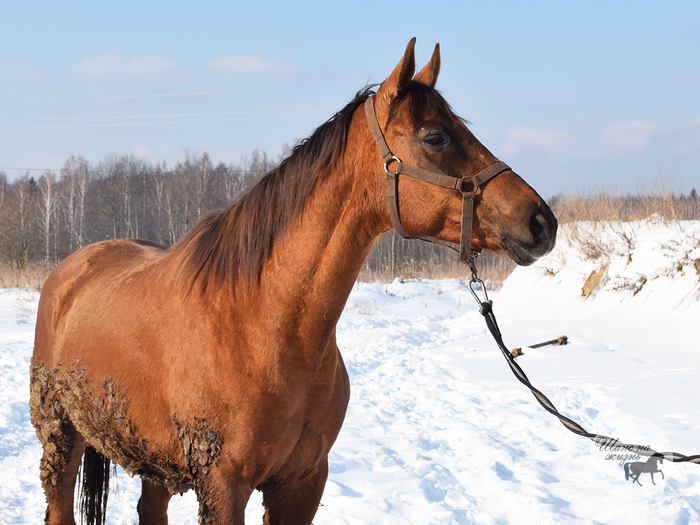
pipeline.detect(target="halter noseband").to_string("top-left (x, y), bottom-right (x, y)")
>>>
top-left (364, 95), bottom-right (510, 267)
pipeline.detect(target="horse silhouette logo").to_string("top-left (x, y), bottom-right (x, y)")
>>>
top-left (624, 453), bottom-right (665, 486)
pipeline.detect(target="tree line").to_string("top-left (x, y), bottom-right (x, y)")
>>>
top-left (4, 149), bottom-right (694, 285)
top-left (0, 150), bottom-right (277, 270)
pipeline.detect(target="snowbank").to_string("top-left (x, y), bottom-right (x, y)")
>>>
top-left (504, 216), bottom-right (700, 307)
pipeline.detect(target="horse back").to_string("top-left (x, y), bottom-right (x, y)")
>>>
top-left (34, 239), bottom-right (169, 365)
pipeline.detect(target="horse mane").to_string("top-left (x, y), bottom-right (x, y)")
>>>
top-left (173, 86), bottom-right (376, 293)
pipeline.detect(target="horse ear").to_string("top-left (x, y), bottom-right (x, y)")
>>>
top-left (414, 43), bottom-right (440, 88)
top-left (374, 38), bottom-right (417, 125)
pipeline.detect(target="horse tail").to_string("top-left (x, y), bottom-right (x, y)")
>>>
top-left (624, 463), bottom-right (630, 481)
top-left (79, 445), bottom-right (112, 525)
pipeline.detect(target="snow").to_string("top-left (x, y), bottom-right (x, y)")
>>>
top-left (2, 218), bottom-right (700, 524)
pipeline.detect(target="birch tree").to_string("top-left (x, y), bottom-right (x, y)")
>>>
top-left (37, 171), bottom-right (58, 263)
top-left (61, 156), bottom-right (91, 250)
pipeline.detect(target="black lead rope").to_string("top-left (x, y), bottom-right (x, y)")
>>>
top-left (467, 276), bottom-right (700, 465)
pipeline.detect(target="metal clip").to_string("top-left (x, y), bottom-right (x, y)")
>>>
top-left (468, 278), bottom-right (489, 305)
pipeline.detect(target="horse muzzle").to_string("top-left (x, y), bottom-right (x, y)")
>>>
top-left (500, 203), bottom-right (558, 266)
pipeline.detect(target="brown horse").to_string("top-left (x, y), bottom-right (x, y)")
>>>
top-left (30, 39), bottom-right (557, 525)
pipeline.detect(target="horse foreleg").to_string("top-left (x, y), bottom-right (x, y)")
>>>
top-left (261, 457), bottom-right (328, 525)
top-left (34, 413), bottom-right (86, 524)
top-left (194, 462), bottom-right (252, 525)
top-left (137, 478), bottom-right (172, 525)
top-left (30, 363), bottom-right (86, 525)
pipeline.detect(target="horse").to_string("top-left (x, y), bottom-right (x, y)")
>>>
top-left (624, 454), bottom-right (665, 486)
top-left (29, 38), bottom-right (557, 525)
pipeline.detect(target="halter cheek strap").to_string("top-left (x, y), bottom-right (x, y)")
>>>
top-left (364, 96), bottom-right (510, 266)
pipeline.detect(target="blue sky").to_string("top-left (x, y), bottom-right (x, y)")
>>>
top-left (1, 1), bottom-right (698, 196)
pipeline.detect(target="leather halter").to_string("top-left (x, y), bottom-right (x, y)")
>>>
top-left (364, 96), bottom-right (511, 265)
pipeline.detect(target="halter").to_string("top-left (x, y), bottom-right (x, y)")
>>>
top-left (364, 96), bottom-right (510, 268)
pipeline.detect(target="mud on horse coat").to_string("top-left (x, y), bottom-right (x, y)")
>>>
top-left (30, 39), bottom-right (557, 525)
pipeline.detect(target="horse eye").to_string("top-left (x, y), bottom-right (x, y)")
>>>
top-left (422, 131), bottom-right (448, 148)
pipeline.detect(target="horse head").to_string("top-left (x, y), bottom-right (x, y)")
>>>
top-left (367, 38), bottom-right (557, 266)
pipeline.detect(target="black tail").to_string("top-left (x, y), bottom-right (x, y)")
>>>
top-left (79, 446), bottom-right (111, 525)
top-left (624, 463), bottom-right (630, 481)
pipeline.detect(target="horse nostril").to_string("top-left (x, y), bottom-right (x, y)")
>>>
top-left (529, 213), bottom-right (548, 243)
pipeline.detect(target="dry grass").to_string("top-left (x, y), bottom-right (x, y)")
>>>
top-left (0, 262), bottom-right (54, 291)
top-left (550, 171), bottom-right (699, 223)
top-left (548, 172), bottom-right (699, 274)
top-left (358, 247), bottom-right (517, 289)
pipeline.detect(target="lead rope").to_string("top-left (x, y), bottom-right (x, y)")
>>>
top-left (467, 273), bottom-right (700, 465)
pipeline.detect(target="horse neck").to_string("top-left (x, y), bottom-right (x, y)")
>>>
top-left (256, 127), bottom-right (385, 350)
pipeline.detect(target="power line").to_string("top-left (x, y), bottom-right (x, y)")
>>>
top-left (0, 111), bottom-right (332, 130)
top-left (0, 167), bottom-right (60, 173)
top-left (0, 84), bottom-right (352, 103)
top-left (0, 107), bottom-right (333, 129)
top-left (0, 165), bottom-right (279, 175)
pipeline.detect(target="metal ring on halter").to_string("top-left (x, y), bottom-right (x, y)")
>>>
top-left (457, 178), bottom-right (478, 196)
top-left (383, 156), bottom-right (401, 174)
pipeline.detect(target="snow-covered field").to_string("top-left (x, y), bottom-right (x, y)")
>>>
top-left (2, 218), bottom-right (700, 524)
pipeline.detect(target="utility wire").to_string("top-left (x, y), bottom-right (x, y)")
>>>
top-left (0, 165), bottom-right (276, 174)
top-left (0, 84), bottom-right (351, 103)
top-left (0, 109), bottom-right (335, 130)
top-left (0, 106), bottom-right (333, 128)
top-left (0, 167), bottom-right (60, 173)
top-left (0, 107), bottom-right (328, 122)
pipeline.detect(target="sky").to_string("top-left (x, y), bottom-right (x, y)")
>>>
top-left (0, 0), bottom-right (699, 196)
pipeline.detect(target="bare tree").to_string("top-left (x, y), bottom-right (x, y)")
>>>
top-left (147, 163), bottom-right (167, 245)
top-left (0, 174), bottom-right (38, 270)
top-left (37, 171), bottom-right (58, 263)
top-left (175, 152), bottom-right (214, 229)
top-left (216, 162), bottom-right (248, 207)
top-left (0, 171), bottom-right (7, 211)
top-left (94, 153), bottom-right (124, 240)
top-left (245, 148), bottom-right (277, 179)
top-left (121, 154), bottom-right (150, 239)
top-left (147, 163), bottom-right (181, 245)
top-left (60, 156), bottom-right (91, 250)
